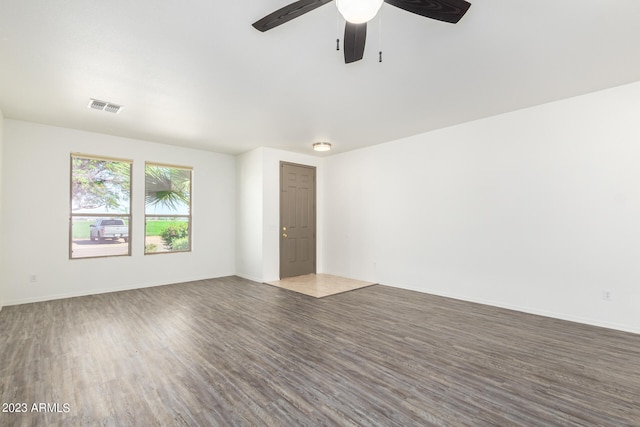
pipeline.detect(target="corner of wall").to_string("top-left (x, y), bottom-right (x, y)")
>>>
top-left (235, 147), bottom-right (325, 283)
top-left (235, 148), bottom-right (265, 282)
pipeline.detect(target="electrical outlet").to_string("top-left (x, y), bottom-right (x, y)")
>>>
top-left (29, 274), bottom-right (37, 283)
top-left (602, 289), bottom-right (612, 301)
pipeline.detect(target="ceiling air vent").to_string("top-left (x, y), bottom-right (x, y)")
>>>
top-left (88, 98), bottom-right (122, 114)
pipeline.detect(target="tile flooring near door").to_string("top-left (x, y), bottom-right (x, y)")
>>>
top-left (265, 273), bottom-right (375, 298)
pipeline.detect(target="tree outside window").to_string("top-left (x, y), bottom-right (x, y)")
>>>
top-left (144, 163), bottom-right (192, 254)
top-left (70, 154), bottom-right (132, 259)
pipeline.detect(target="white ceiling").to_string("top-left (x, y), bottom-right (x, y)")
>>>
top-left (1, 0), bottom-right (639, 156)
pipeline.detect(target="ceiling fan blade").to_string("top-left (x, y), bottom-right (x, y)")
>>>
top-left (252, 0), bottom-right (334, 32)
top-left (344, 22), bottom-right (367, 64)
top-left (384, 0), bottom-right (471, 24)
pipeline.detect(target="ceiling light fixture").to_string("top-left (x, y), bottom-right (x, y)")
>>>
top-left (336, 0), bottom-right (383, 24)
top-left (88, 98), bottom-right (123, 114)
top-left (313, 142), bottom-right (332, 152)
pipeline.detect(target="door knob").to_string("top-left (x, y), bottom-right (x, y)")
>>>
top-left (282, 233), bottom-right (287, 238)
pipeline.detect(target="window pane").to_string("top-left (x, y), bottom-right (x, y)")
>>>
top-left (145, 165), bottom-right (191, 215)
top-left (71, 217), bottom-right (130, 258)
top-left (70, 155), bottom-right (132, 259)
top-left (145, 217), bottom-right (190, 254)
top-left (145, 163), bottom-right (192, 254)
top-left (71, 157), bottom-right (131, 214)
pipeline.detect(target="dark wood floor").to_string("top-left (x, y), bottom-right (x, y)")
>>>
top-left (1, 276), bottom-right (639, 426)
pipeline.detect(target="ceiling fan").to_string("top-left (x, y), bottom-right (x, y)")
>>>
top-left (252, 0), bottom-right (471, 63)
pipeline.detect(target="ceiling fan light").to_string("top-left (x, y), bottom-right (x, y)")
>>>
top-left (313, 142), bottom-right (332, 152)
top-left (336, 0), bottom-right (383, 24)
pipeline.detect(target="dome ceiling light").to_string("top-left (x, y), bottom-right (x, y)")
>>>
top-left (336, 0), bottom-right (384, 24)
top-left (313, 142), bottom-right (332, 152)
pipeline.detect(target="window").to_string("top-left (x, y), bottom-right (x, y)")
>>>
top-left (70, 154), bottom-right (132, 259)
top-left (144, 163), bottom-right (192, 254)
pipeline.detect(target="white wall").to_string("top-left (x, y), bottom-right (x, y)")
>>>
top-left (323, 82), bottom-right (640, 334)
top-left (1, 120), bottom-right (236, 305)
top-left (236, 147), bottom-right (322, 283)
top-left (235, 147), bottom-right (265, 282)
top-left (0, 110), bottom-right (4, 309)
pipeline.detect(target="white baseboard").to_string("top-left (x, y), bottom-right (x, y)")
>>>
top-left (1, 272), bottom-right (236, 307)
top-left (234, 273), bottom-right (264, 283)
top-left (382, 282), bottom-right (640, 336)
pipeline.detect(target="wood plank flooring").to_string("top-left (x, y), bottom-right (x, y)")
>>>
top-left (1, 276), bottom-right (639, 426)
